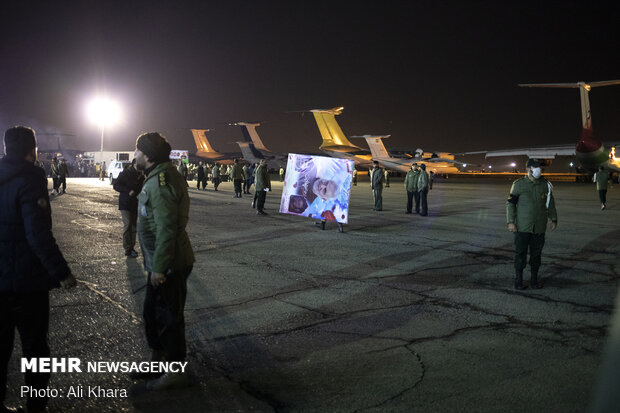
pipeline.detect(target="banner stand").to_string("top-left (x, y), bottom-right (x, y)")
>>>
top-left (314, 220), bottom-right (345, 233)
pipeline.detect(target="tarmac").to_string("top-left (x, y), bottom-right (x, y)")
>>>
top-left (4, 175), bottom-right (620, 413)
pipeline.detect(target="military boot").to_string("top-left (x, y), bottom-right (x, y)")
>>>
top-left (531, 269), bottom-right (543, 289)
top-left (514, 269), bottom-right (527, 290)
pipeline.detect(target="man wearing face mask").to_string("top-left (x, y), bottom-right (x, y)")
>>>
top-left (506, 158), bottom-right (557, 290)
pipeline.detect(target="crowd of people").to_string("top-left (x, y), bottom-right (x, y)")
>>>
top-left (0, 125), bottom-right (613, 413)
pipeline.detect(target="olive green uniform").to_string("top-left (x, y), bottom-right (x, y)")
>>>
top-left (231, 163), bottom-right (244, 197)
top-left (242, 164), bottom-right (251, 194)
top-left (594, 170), bottom-right (609, 207)
top-left (417, 169), bottom-right (429, 216)
top-left (212, 164), bottom-right (221, 190)
top-left (371, 167), bottom-right (384, 211)
top-left (404, 169), bottom-right (419, 213)
top-left (137, 161), bottom-right (195, 361)
top-left (506, 176), bottom-right (557, 287)
top-left (254, 164), bottom-right (271, 213)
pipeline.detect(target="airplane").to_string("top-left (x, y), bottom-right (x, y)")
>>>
top-left (464, 80), bottom-right (620, 173)
top-left (351, 135), bottom-right (467, 174)
top-left (228, 121), bottom-right (287, 166)
top-left (304, 107), bottom-right (374, 167)
top-left (190, 128), bottom-right (242, 163)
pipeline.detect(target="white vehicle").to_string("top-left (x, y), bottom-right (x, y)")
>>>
top-left (107, 160), bottom-right (132, 183)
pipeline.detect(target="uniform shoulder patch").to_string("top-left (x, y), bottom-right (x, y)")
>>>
top-left (158, 171), bottom-right (167, 186)
top-left (37, 197), bottom-right (48, 208)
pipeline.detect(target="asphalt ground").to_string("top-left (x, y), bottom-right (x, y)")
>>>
top-left (4, 175), bottom-right (620, 413)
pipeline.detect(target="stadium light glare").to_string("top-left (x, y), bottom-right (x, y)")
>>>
top-left (86, 96), bottom-right (122, 168)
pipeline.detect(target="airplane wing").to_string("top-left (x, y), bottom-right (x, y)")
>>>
top-left (415, 157), bottom-right (470, 166)
top-left (456, 144), bottom-right (577, 158)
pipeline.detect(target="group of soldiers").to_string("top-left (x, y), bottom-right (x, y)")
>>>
top-left (368, 161), bottom-right (432, 215)
top-left (176, 159), bottom-right (260, 194)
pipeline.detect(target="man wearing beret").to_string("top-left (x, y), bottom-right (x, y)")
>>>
top-left (133, 132), bottom-right (195, 391)
top-left (0, 126), bottom-right (77, 413)
top-left (506, 158), bottom-right (557, 290)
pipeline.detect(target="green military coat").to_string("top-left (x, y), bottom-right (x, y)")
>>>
top-left (404, 170), bottom-right (419, 192)
top-left (231, 163), bottom-right (244, 180)
top-left (594, 170), bottom-right (609, 191)
top-left (417, 170), bottom-right (429, 191)
top-left (371, 167), bottom-right (384, 189)
top-left (137, 162), bottom-right (195, 274)
top-left (255, 165), bottom-right (271, 191)
top-left (506, 176), bottom-right (558, 234)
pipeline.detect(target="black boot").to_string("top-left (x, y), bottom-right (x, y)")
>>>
top-left (531, 269), bottom-right (542, 289)
top-left (514, 269), bottom-right (527, 290)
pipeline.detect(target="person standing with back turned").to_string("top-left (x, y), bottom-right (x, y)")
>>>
top-left (0, 126), bottom-right (77, 413)
top-left (593, 166), bottom-right (609, 210)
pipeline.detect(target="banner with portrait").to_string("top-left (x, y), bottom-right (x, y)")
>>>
top-left (279, 154), bottom-right (354, 224)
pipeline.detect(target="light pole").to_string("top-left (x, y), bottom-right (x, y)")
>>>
top-left (86, 97), bottom-right (121, 179)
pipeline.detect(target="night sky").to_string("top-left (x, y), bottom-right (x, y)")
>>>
top-left (1, 1), bottom-right (619, 156)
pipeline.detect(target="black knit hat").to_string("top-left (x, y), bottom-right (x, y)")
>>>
top-left (136, 132), bottom-right (171, 163)
top-left (4, 126), bottom-right (36, 157)
top-left (526, 158), bottom-right (541, 168)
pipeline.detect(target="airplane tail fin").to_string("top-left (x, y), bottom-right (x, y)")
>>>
top-left (191, 129), bottom-right (221, 155)
top-left (237, 122), bottom-right (269, 152)
top-left (236, 141), bottom-right (265, 162)
top-left (310, 107), bottom-right (363, 151)
top-left (351, 135), bottom-right (391, 159)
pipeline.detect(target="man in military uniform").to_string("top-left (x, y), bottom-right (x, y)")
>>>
top-left (506, 158), bottom-right (557, 290)
top-left (352, 167), bottom-right (358, 186)
top-left (384, 169), bottom-right (390, 187)
top-left (417, 163), bottom-right (429, 216)
top-left (133, 132), bottom-right (195, 391)
top-left (1, 126), bottom-right (76, 413)
top-left (371, 161), bottom-right (384, 211)
top-left (212, 163), bottom-right (221, 191)
top-left (279, 166), bottom-right (285, 182)
top-left (594, 166), bottom-right (609, 210)
top-left (50, 156), bottom-right (60, 193)
top-left (57, 158), bottom-right (68, 193)
top-left (230, 158), bottom-right (244, 198)
top-left (254, 159), bottom-right (271, 215)
top-left (404, 163), bottom-right (419, 214)
top-left (196, 161), bottom-right (206, 190)
top-left (242, 163), bottom-right (251, 194)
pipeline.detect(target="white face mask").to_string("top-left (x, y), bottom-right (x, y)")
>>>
top-left (531, 167), bottom-right (541, 179)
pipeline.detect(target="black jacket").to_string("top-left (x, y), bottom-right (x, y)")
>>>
top-left (113, 166), bottom-right (144, 211)
top-left (0, 156), bottom-right (71, 292)
top-left (196, 165), bottom-right (205, 180)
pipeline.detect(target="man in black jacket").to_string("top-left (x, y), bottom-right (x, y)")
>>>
top-left (113, 159), bottom-right (144, 257)
top-left (0, 126), bottom-right (77, 413)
